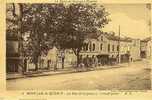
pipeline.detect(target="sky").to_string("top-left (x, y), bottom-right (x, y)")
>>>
top-left (11, 3), bottom-right (151, 39)
top-left (102, 4), bottom-right (151, 39)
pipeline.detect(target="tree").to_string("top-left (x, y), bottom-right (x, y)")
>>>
top-left (21, 4), bottom-right (48, 71)
top-left (55, 4), bottom-right (110, 67)
top-left (7, 3), bottom-right (110, 71)
top-left (21, 4), bottom-right (66, 71)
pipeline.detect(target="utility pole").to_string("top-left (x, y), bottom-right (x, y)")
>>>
top-left (118, 25), bottom-right (121, 63)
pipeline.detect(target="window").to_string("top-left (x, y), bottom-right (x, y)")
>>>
top-left (93, 43), bottom-right (95, 51)
top-left (89, 44), bottom-right (92, 51)
top-left (108, 44), bottom-right (110, 52)
top-left (112, 45), bottom-right (114, 51)
top-left (100, 43), bottom-right (103, 51)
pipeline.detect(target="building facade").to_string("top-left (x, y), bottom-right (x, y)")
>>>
top-left (130, 39), bottom-right (141, 61)
top-left (6, 37), bottom-right (21, 73)
top-left (6, 3), bottom-right (23, 73)
top-left (140, 37), bottom-right (151, 59)
top-left (80, 31), bottom-right (141, 63)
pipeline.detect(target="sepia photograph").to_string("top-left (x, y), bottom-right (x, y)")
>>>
top-left (6, 3), bottom-right (151, 90)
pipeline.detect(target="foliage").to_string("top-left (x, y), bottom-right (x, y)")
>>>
top-left (56, 4), bottom-right (110, 57)
top-left (6, 3), bottom-right (110, 68)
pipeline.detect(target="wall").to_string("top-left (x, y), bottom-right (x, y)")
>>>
top-left (130, 39), bottom-right (141, 61)
top-left (107, 40), bottom-right (119, 58)
top-left (146, 40), bottom-right (151, 59)
top-left (6, 40), bottom-right (19, 55)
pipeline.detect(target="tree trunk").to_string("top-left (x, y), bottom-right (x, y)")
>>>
top-left (47, 60), bottom-right (50, 70)
top-left (76, 55), bottom-right (79, 68)
top-left (72, 49), bottom-right (80, 68)
top-left (34, 56), bottom-right (38, 71)
top-left (61, 49), bottom-right (65, 69)
top-left (62, 58), bottom-right (64, 69)
top-left (24, 58), bottom-right (27, 72)
top-left (18, 4), bottom-right (24, 73)
top-left (33, 54), bottom-right (39, 71)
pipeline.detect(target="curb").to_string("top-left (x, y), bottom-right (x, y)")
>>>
top-left (7, 65), bottom-right (127, 80)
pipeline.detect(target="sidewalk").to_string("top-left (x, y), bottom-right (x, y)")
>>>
top-left (6, 63), bottom-right (129, 80)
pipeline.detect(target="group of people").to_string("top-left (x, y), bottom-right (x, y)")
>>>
top-left (77, 54), bottom-right (121, 70)
top-left (78, 55), bottom-right (98, 69)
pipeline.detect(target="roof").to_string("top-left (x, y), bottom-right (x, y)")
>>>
top-left (86, 30), bottom-right (101, 39)
top-left (86, 31), bottom-right (132, 42)
top-left (141, 37), bottom-right (151, 42)
top-left (103, 32), bottom-right (119, 41)
top-left (103, 32), bottom-right (132, 42)
top-left (83, 30), bottom-right (134, 42)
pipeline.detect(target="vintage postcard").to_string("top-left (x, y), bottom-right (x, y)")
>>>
top-left (0, 0), bottom-right (152, 100)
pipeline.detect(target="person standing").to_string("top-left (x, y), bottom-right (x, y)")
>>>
top-left (95, 56), bottom-right (98, 67)
top-left (79, 55), bottom-right (84, 69)
top-left (91, 55), bottom-right (95, 67)
top-left (85, 55), bottom-right (90, 70)
top-left (61, 51), bottom-right (65, 69)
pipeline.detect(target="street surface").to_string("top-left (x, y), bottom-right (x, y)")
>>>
top-left (7, 59), bottom-right (151, 90)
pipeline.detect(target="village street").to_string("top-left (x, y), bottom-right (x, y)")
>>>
top-left (7, 59), bottom-right (151, 90)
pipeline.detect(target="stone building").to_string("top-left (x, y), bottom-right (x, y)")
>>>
top-left (80, 31), bottom-right (141, 64)
top-left (130, 39), bottom-right (141, 61)
top-left (6, 36), bottom-right (21, 73)
top-left (6, 3), bottom-right (22, 73)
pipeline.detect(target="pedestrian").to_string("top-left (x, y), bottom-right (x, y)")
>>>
top-left (77, 55), bottom-right (84, 71)
top-left (83, 56), bottom-right (86, 67)
top-left (79, 55), bottom-right (83, 66)
top-left (85, 55), bottom-right (90, 70)
top-left (91, 55), bottom-right (95, 68)
top-left (47, 59), bottom-right (51, 70)
top-left (88, 56), bottom-right (92, 67)
top-left (94, 56), bottom-right (98, 67)
top-left (111, 55), bottom-right (114, 66)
